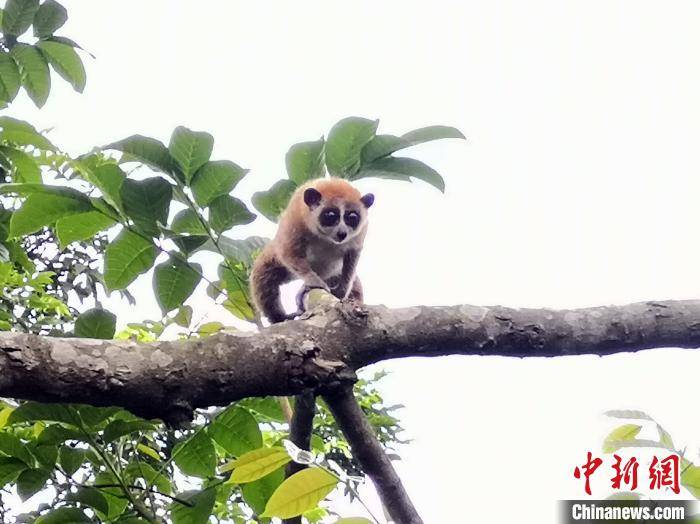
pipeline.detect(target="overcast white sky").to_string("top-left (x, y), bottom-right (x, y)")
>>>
top-left (8, 0), bottom-right (700, 522)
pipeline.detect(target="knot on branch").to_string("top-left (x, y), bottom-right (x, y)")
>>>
top-left (493, 314), bottom-right (547, 354)
top-left (286, 340), bottom-right (356, 394)
top-left (338, 300), bottom-right (370, 327)
top-left (300, 289), bottom-right (368, 326)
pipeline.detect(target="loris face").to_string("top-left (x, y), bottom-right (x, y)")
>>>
top-left (304, 187), bottom-right (374, 244)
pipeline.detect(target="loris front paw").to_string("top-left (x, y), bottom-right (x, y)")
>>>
top-left (295, 284), bottom-right (328, 313)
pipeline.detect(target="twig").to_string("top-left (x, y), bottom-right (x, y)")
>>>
top-left (323, 385), bottom-right (422, 524)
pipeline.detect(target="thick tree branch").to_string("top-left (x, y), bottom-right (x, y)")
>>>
top-left (1, 299), bottom-right (699, 422)
top-left (323, 385), bottom-right (422, 524)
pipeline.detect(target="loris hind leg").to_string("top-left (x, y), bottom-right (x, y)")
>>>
top-left (250, 250), bottom-right (293, 324)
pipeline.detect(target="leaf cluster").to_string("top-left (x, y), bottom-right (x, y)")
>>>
top-left (0, 0), bottom-right (87, 108)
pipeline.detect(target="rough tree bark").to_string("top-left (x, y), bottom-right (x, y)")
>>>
top-left (2, 298), bottom-right (698, 421)
top-left (2, 296), bottom-right (699, 522)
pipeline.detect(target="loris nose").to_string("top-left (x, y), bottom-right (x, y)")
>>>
top-left (336, 231), bottom-right (347, 241)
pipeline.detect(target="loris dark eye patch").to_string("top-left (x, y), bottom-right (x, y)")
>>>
top-left (344, 211), bottom-right (360, 228)
top-left (319, 208), bottom-right (340, 227)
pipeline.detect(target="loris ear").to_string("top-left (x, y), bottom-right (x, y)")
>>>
top-left (304, 188), bottom-right (322, 208)
top-left (360, 193), bottom-right (374, 208)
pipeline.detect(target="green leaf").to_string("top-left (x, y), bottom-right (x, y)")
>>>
top-left (0, 431), bottom-right (33, 464)
top-left (153, 257), bottom-right (202, 314)
top-left (261, 467), bottom-right (338, 518)
top-left (172, 234), bottom-right (208, 256)
top-left (121, 177), bottom-right (172, 237)
top-left (106, 135), bottom-right (174, 174)
top-left (325, 117), bottom-right (378, 177)
top-left (11, 44), bottom-right (50, 107)
top-left (0, 116), bottom-right (55, 150)
top-left (218, 259), bottom-right (246, 287)
top-left (209, 195), bottom-right (255, 233)
top-left (2, 0), bottom-right (39, 36)
top-left (401, 124), bottom-right (465, 145)
top-left (0, 182), bottom-right (70, 196)
top-left (33, 0), bottom-right (67, 37)
top-left (58, 445), bottom-right (85, 476)
top-left (55, 210), bottom-right (115, 247)
top-left (77, 161), bottom-right (125, 211)
top-left (0, 407), bottom-right (14, 428)
top-left (36, 40), bottom-right (86, 92)
top-left (238, 397), bottom-right (286, 423)
top-left (102, 419), bottom-right (155, 443)
top-left (602, 424), bottom-right (642, 453)
top-left (173, 431), bottom-right (216, 478)
top-left (9, 402), bottom-right (79, 426)
top-left (196, 321), bottom-right (223, 336)
top-left (209, 406), bottom-right (262, 457)
top-left (360, 134), bottom-right (411, 164)
top-left (304, 507), bottom-right (329, 523)
top-left (10, 190), bottom-right (92, 237)
top-left (168, 126), bottom-right (214, 183)
top-left (251, 179), bottom-right (297, 223)
top-left (35, 507), bottom-right (91, 524)
top-left (0, 51), bottom-right (21, 102)
top-left (214, 235), bottom-right (267, 264)
top-left (104, 229), bottom-right (157, 291)
top-left (0, 456), bottom-right (27, 485)
top-left (0, 145), bottom-right (40, 183)
top-left (74, 308), bottom-right (116, 339)
top-left (191, 160), bottom-right (247, 206)
top-left (170, 488), bottom-right (216, 524)
top-left (45, 36), bottom-right (90, 56)
top-left (93, 470), bottom-right (128, 519)
top-left (16, 467), bottom-right (50, 500)
top-left (222, 288), bottom-right (255, 321)
top-left (604, 410), bottom-right (654, 421)
top-left (170, 209), bottom-right (207, 235)
top-left (229, 447), bottom-right (291, 484)
top-left (310, 435), bottom-right (325, 453)
top-left (172, 305), bottom-right (192, 327)
top-left (354, 156), bottom-right (445, 191)
top-left (658, 424), bottom-right (674, 449)
top-left (68, 406), bottom-right (119, 428)
top-left (682, 464), bottom-right (700, 499)
top-left (66, 487), bottom-right (109, 516)
top-left (29, 443), bottom-right (57, 470)
top-left (286, 138), bottom-right (325, 185)
top-left (124, 462), bottom-right (171, 495)
top-left (241, 468), bottom-right (284, 515)
top-left (36, 425), bottom-right (83, 445)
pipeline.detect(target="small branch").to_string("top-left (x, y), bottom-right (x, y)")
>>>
top-left (323, 385), bottom-right (423, 524)
top-left (282, 391), bottom-right (316, 524)
top-left (287, 391), bottom-right (316, 476)
top-left (278, 396), bottom-right (293, 424)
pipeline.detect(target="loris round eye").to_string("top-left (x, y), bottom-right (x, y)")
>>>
top-left (319, 209), bottom-right (340, 227)
top-left (344, 211), bottom-right (360, 228)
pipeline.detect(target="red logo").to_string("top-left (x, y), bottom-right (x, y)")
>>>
top-left (574, 452), bottom-right (680, 496)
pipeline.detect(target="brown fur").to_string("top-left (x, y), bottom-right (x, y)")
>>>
top-left (250, 178), bottom-right (371, 323)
